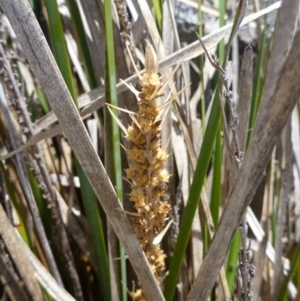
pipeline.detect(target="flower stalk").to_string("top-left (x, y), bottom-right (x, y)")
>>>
top-left (124, 40), bottom-right (171, 300)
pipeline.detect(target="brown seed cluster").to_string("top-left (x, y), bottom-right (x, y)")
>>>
top-left (125, 40), bottom-right (171, 299)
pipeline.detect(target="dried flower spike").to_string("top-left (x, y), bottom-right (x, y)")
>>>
top-left (125, 40), bottom-right (171, 300)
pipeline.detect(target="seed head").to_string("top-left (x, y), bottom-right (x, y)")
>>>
top-left (123, 40), bottom-right (170, 300)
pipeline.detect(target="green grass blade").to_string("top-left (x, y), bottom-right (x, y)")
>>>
top-left (163, 91), bottom-right (221, 301)
top-left (217, 0), bottom-right (225, 61)
top-left (210, 0), bottom-right (225, 229)
top-left (44, 0), bottom-right (77, 106)
top-left (226, 231), bottom-right (241, 293)
top-left (36, 87), bottom-right (50, 114)
top-left (210, 126), bottom-right (222, 227)
top-left (103, 0), bottom-right (127, 300)
top-left (75, 158), bottom-right (111, 301)
top-left (248, 2), bottom-right (271, 145)
top-left (152, 0), bottom-right (162, 33)
top-left (104, 0), bottom-right (120, 176)
top-left (248, 29), bottom-right (266, 144)
top-left (225, 0), bottom-right (248, 61)
top-left (198, 0), bottom-right (206, 132)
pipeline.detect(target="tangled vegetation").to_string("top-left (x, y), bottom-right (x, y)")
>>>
top-left (0, 0), bottom-right (299, 301)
